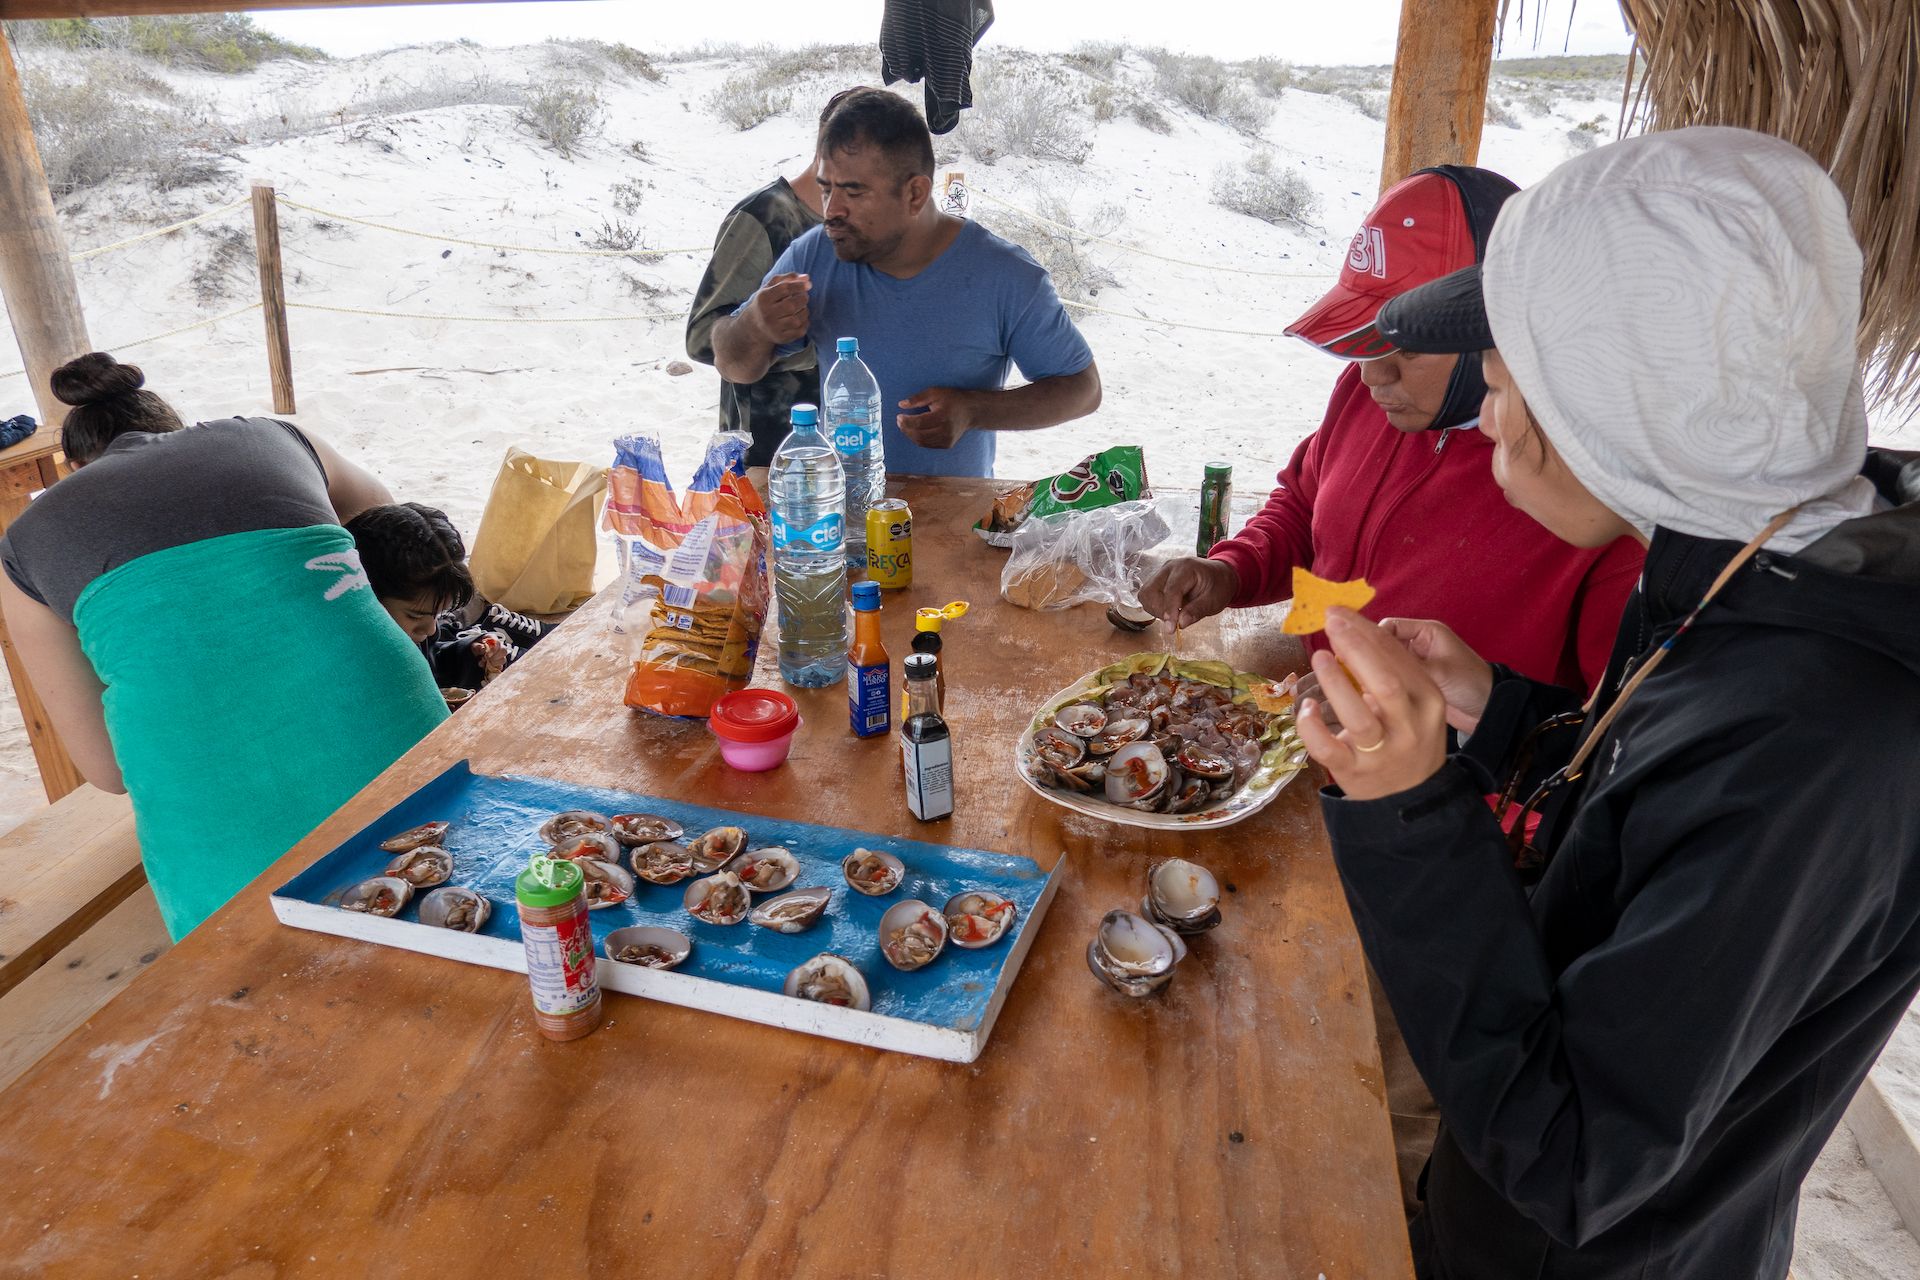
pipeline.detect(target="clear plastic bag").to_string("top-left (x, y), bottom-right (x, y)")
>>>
top-left (999, 498), bottom-right (1174, 611)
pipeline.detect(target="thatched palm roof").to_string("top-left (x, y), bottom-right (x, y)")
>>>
top-left (1618, 1), bottom-right (1920, 410)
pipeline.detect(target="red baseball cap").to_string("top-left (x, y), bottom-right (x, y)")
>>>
top-left (1285, 171), bottom-right (1477, 359)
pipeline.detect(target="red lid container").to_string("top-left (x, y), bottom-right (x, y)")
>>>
top-left (709, 688), bottom-right (800, 743)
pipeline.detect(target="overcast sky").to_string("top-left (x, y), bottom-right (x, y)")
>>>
top-left (251, 1), bottom-right (1635, 66)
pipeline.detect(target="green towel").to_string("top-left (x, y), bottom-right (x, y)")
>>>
top-left (75, 525), bottom-right (447, 939)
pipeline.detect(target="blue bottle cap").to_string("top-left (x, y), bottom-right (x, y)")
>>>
top-left (836, 337), bottom-right (858, 355)
top-left (851, 581), bottom-right (881, 610)
top-left (791, 403), bottom-right (818, 427)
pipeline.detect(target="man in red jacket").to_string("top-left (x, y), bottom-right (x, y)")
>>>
top-left (1142, 167), bottom-right (1643, 694)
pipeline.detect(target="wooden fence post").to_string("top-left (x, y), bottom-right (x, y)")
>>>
top-left (1379, 0), bottom-right (1502, 191)
top-left (250, 182), bottom-right (295, 415)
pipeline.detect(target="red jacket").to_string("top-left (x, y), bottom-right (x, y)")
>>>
top-left (1209, 365), bottom-right (1644, 692)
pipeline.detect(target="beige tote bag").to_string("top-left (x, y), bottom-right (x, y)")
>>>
top-left (467, 448), bottom-right (608, 615)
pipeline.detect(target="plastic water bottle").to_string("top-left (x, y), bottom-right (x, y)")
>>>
top-left (824, 336), bottom-right (885, 571)
top-left (768, 402), bottom-right (849, 688)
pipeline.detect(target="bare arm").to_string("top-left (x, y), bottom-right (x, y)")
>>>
top-left (0, 573), bottom-right (123, 793)
top-left (299, 430), bottom-right (394, 524)
top-left (713, 272), bottom-right (812, 384)
top-left (896, 362), bottom-right (1103, 450)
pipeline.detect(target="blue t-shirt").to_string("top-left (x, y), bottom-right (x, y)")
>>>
top-left (741, 220), bottom-right (1094, 478)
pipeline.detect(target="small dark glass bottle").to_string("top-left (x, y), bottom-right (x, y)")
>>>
top-left (900, 653), bottom-right (953, 821)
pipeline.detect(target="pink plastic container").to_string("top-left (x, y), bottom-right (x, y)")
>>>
top-left (710, 689), bottom-right (802, 772)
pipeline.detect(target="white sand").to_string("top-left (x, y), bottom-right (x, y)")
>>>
top-left (3, 41), bottom-right (1916, 1269)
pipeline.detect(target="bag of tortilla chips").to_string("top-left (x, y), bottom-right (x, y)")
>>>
top-left (976, 445), bottom-right (1149, 546)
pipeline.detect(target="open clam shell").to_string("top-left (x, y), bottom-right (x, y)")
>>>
top-left (1053, 702), bottom-right (1108, 738)
top-left (383, 846), bottom-right (453, 888)
top-left (683, 870), bottom-right (751, 925)
top-left (604, 925), bottom-right (693, 971)
top-left (879, 899), bottom-right (949, 971)
top-left (687, 826), bottom-right (749, 873)
top-left (341, 876), bottom-right (412, 917)
top-left (418, 885), bottom-right (491, 932)
top-left (540, 810), bottom-right (612, 845)
top-left (750, 886), bottom-right (834, 933)
top-left (576, 858), bottom-right (636, 910)
top-left (1104, 741), bottom-right (1170, 807)
top-left (609, 813), bottom-right (684, 846)
top-left (631, 840), bottom-right (696, 885)
top-left (726, 847), bottom-right (800, 893)
top-left (379, 821), bottom-right (449, 853)
top-left (1086, 908), bottom-right (1187, 997)
top-left (943, 891), bottom-right (1017, 949)
top-left (1143, 858), bottom-right (1223, 934)
top-left (553, 831), bottom-right (624, 863)
top-left (784, 953), bottom-right (871, 1011)
top-left (1033, 726), bottom-right (1087, 770)
top-left (842, 848), bottom-right (905, 896)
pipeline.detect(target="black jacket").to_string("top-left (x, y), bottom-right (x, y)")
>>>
top-left (1323, 455), bottom-right (1920, 1277)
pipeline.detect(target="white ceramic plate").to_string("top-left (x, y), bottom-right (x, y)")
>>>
top-left (1013, 656), bottom-right (1308, 831)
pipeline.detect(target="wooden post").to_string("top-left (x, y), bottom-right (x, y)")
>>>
top-left (1378, 0), bottom-right (1502, 191)
top-left (250, 182), bottom-right (295, 415)
top-left (0, 24), bottom-right (91, 429)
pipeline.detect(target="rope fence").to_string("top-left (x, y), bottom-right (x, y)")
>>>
top-left (968, 187), bottom-right (1333, 280)
top-left (65, 198), bottom-right (251, 263)
top-left (0, 302), bottom-right (262, 381)
top-left (275, 196), bottom-right (711, 259)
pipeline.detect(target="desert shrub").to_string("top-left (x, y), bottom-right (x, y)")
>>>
top-left (986, 194), bottom-right (1122, 303)
top-left (1519, 85), bottom-right (1557, 116)
top-left (1335, 85), bottom-right (1387, 121)
top-left (1211, 149), bottom-right (1320, 227)
top-left (609, 176), bottom-right (649, 215)
top-left (1087, 81), bottom-right (1121, 123)
top-left (7, 15), bottom-right (323, 73)
top-left (1155, 54), bottom-right (1270, 134)
top-left (1485, 97), bottom-right (1521, 128)
top-left (965, 56), bottom-right (1092, 165)
top-left (1129, 99), bottom-right (1172, 135)
top-left (587, 216), bottom-right (643, 252)
top-left (547, 38), bottom-right (663, 82)
top-left (20, 59), bottom-right (215, 195)
top-left (518, 84), bottom-right (604, 157)
top-left (1244, 57), bottom-right (1294, 98)
top-left (1566, 116), bottom-right (1607, 154)
top-left (1066, 41), bottom-right (1127, 78)
top-left (190, 224), bottom-right (253, 303)
top-left (707, 69), bottom-right (792, 131)
top-left (763, 43), bottom-right (871, 82)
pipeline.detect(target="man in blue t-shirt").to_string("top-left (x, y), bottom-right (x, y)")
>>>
top-left (713, 87), bottom-right (1101, 478)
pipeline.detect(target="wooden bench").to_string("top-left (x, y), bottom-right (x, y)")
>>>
top-left (0, 784), bottom-right (170, 1091)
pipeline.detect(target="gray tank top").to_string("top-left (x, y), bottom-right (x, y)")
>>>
top-left (0, 417), bottom-right (336, 622)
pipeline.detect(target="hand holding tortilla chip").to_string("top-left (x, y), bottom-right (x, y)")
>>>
top-left (1282, 569), bottom-right (1377, 636)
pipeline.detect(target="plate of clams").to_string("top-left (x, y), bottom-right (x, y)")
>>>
top-left (1016, 653), bottom-right (1307, 830)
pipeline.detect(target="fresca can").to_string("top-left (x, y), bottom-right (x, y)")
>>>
top-left (515, 854), bottom-right (603, 1042)
top-left (866, 499), bottom-right (912, 589)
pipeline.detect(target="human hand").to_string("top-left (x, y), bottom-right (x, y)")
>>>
top-left (1139, 557), bottom-right (1238, 628)
top-left (897, 387), bottom-right (979, 449)
top-left (1296, 608), bottom-right (1449, 801)
top-left (744, 272), bottom-right (810, 345)
top-left (1377, 618), bottom-right (1495, 734)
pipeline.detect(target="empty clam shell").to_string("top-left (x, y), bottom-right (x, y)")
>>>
top-left (418, 886), bottom-right (491, 932)
top-left (750, 886), bottom-right (833, 933)
top-left (576, 858), bottom-right (635, 910)
top-left (631, 840), bottom-right (696, 885)
top-left (380, 821), bottom-right (449, 853)
top-left (683, 871), bottom-right (751, 925)
top-left (784, 953), bottom-right (871, 1011)
top-left (341, 876), bottom-right (412, 917)
top-left (609, 813), bottom-right (684, 846)
top-left (1086, 908), bottom-right (1187, 997)
top-left (553, 831), bottom-right (624, 863)
top-left (1088, 717), bottom-right (1150, 756)
top-left (842, 848), bottom-right (905, 896)
top-left (604, 925), bottom-right (692, 970)
top-left (1053, 702), bottom-right (1108, 738)
top-left (384, 846), bottom-right (453, 888)
top-left (1144, 858), bottom-right (1222, 934)
top-left (943, 891), bottom-right (1017, 948)
top-left (688, 826), bottom-right (749, 872)
top-left (540, 810), bottom-right (612, 845)
top-left (726, 847), bottom-right (800, 893)
top-left (879, 899), bottom-right (949, 971)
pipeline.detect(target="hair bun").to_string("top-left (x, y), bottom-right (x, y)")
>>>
top-left (50, 352), bottom-right (144, 408)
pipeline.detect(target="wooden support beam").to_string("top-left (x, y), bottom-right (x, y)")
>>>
top-left (251, 183), bottom-right (295, 415)
top-left (1379, 0), bottom-right (1502, 191)
top-left (0, 23), bottom-right (91, 428)
top-left (0, 456), bottom-right (84, 802)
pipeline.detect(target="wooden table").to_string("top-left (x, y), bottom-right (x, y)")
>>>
top-left (0, 477), bottom-right (1412, 1279)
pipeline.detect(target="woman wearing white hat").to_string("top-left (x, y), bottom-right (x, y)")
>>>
top-left (1296, 127), bottom-right (1920, 1277)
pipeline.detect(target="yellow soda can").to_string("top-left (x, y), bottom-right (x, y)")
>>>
top-left (866, 499), bottom-right (913, 589)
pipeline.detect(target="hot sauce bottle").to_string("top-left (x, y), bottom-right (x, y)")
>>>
top-left (848, 581), bottom-right (891, 737)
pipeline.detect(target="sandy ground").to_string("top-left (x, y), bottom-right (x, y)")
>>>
top-left (2, 40), bottom-right (1915, 1268)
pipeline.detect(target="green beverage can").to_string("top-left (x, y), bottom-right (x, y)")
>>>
top-left (1197, 461), bottom-right (1233, 556)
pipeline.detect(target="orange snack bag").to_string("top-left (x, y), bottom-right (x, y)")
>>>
top-left (1281, 569), bottom-right (1377, 636)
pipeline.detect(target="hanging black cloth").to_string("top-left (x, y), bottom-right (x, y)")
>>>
top-left (880, 0), bottom-right (995, 135)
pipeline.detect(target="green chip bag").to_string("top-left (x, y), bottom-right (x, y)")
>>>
top-left (1028, 446), bottom-right (1150, 520)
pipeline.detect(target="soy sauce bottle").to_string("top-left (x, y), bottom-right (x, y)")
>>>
top-left (900, 653), bottom-right (953, 821)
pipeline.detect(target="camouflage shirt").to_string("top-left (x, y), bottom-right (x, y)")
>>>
top-left (685, 178), bottom-right (825, 466)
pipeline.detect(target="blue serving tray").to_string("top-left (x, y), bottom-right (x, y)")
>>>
top-left (270, 762), bottom-right (1062, 1061)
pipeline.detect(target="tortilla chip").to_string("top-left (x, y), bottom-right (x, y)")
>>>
top-left (1282, 569), bottom-right (1376, 636)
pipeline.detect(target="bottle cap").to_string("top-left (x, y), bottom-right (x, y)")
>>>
top-left (515, 854), bottom-right (583, 909)
top-left (914, 601), bottom-right (969, 632)
top-left (1204, 461), bottom-right (1232, 479)
top-left (709, 687), bottom-right (801, 743)
top-left (904, 653), bottom-right (938, 680)
top-left (836, 337), bottom-right (858, 355)
top-left (851, 581), bottom-right (880, 611)
top-left (791, 403), bottom-right (818, 427)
